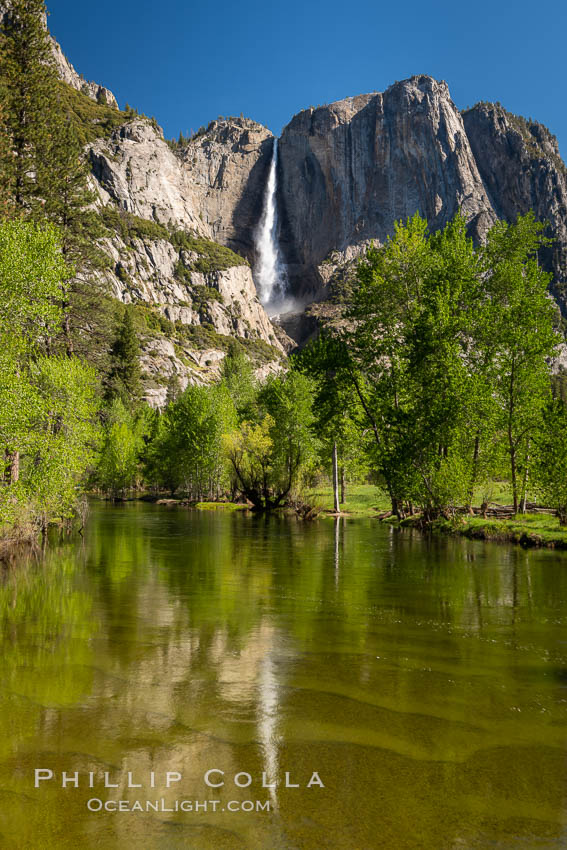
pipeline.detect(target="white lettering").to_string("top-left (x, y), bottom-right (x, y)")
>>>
top-left (62, 772), bottom-right (79, 788)
top-left (127, 772), bottom-right (142, 788)
top-left (204, 769), bottom-right (225, 788)
top-left (103, 772), bottom-right (119, 788)
top-left (34, 769), bottom-right (53, 787)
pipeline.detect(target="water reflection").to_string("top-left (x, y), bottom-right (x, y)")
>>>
top-left (0, 502), bottom-right (566, 849)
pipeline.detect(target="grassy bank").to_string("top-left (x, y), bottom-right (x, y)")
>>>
top-left (305, 483), bottom-right (567, 549)
top-left (432, 513), bottom-right (567, 549)
top-left (306, 484), bottom-right (391, 517)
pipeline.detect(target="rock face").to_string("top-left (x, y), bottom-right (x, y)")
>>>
top-left (50, 35), bottom-right (118, 109)
top-left (277, 77), bottom-right (567, 305)
top-left (178, 118), bottom-right (274, 257)
top-left (462, 103), bottom-right (567, 303)
top-left (90, 121), bottom-right (207, 233)
top-left (5, 3), bottom-right (567, 354)
top-left (89, 117), bottom-right (274, 254)
top-left (98, 228), bottom-right (280, 347)
top-left (0, 1), bottom-right (118, 108)
top-left (278, 77), bottom-right (496, 295)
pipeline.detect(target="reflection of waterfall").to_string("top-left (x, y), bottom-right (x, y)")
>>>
top-left (258, 651), bottom-right (280, 810)
top-left (254, 139), bottom-right (287, 309)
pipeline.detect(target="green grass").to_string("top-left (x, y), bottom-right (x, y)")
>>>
top-left (307, 480), bottom-right (535, 517)
top-left (305, 484), bottom-right (391, 516)
top-left (305, 483), bottom-right (567, 549)
top-left (446, 513), bottom-right (567, 548)
top-left (193, 502), bottom-right (248, 511)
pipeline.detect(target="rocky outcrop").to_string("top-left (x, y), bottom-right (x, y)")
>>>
top-left (89, 121), bottom-right (207, 233)
top-left (98, 228), bottom-right (281, 347)
top-left (50, 35), bottom-right (118, 109)
top-left (0, 1), bottom-right (118, 108)
top-left (278, 77), bottom-right (497, 296)
top-left (276, 78), bottom-right (567, 308)
top-left (177, 118), bottom-right (274, 257)
top-left (89, 117), bottom-right (274, 257)
top-left (462, 104), bottom-right (567, 304)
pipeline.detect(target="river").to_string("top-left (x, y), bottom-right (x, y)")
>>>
top-left (1, 502), bottom-right (566, 849)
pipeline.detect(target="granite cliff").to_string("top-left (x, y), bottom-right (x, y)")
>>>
top-left (276, 77), bottom-right (567, 309)
top-left (4, 4), bottom-right (567, 389)
top-left (83, 71), bottom-right (567, 325)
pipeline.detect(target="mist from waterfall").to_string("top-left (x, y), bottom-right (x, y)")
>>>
top-left (254, 139), bottom-right (288, 312)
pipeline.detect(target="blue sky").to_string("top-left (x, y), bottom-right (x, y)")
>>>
top-left (48, 0), bottom-right (567, 156)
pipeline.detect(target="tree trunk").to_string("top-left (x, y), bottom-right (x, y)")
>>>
top-left (510, 444), bottom-right (518, 514)
top-left (519, 442), bottom-right (530, 514)
top-left (332, 442), bottom-right (340, 513)
top-left (63, 310), bottom-right (74, 357)
top-left (466, 432), bottom-right (480, 511)
top-left (5, 449), bottom-right (19, 484)
top-left (340, 466), bottom-right (346, 506)
top-left (391, 496), bottom-right (400, 519)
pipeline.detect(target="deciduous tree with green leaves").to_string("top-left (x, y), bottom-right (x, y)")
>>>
top-left (0, 219), bottom-right (99, 534)
top-left (484, 214), bottom-right (557, 512)
top-left (534, 399), bottom-right (567, 525)
top-left (223, 371), bottom-right (318, 510)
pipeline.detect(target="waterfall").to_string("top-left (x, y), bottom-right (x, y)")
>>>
top-left (254, 139), bottom-right (287, 309)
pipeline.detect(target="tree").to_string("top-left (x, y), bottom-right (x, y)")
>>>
top-left (0, 219), bottom-right (64, 487)
top-left (224, 371), bottom-right (318, 510)
top-left (0, 0), bottom-right (55, 211)
top-left (143, 382), bottom-right (237, 500)
top-left (26, 356), bottom-right (99, 529)
top-left (343, 211), bottom-right (558, 520)
top-left (294, 333), bottom-right (367, 510)
top-left (38, 105), bottom-right (108, 356)
top-left (96, 398), bottom-right (144, 499)
top-left (106, 308), bottom-right (142, 406)
top-left (221, 342), bottom-right (256, 419)
top-left (484, 214), bottom-right (557, 512)
top-left (534, 400), bottom-right (567, 525)
top-left (0, 0), bottom-right (110, 359)
top-left (0, 220), bottom-right (99, 533)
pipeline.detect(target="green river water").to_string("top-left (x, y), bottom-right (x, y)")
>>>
top-left (1, 501), bottom-right (566, 849)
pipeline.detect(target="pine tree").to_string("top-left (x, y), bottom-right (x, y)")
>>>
top-left (106, 308), bottom-right (142, 406)
top-left (0, 0), bottom-right (112, 361)
top-left (0, 104), bottom-right (13, 218)
top-left (38, 104), bottom-right (108, 355)
top-left (0, 0), bottom-right (56, 211)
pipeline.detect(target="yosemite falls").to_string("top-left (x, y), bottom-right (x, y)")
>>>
top-left (254, 139), bottom-right (287, 310)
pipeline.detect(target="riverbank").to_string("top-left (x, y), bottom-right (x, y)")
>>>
top-left (306, 484), bottom-right (567, 549)
top-left (429, 513), bottom-right (567, 549)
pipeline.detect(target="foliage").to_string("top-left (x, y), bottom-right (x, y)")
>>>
top-left (106, 308), bottom-right (142, 406)
top-left (223, 371), bottom-right (319, 510)
top-left (534, 400), bottom-right (567, 525)
top-left (95, 399), bottom-right (147, 498)
top-left (144, 383), bottom-right (237, 498)
top-left (221, 342), bottom-right (257, 419)
top-left (0, 220), bottom-right (99, 534)
top-left (100, 206), bottom-right (170, 245)
top-left (170, 229), bottom-right (249, 273)
top-left (0, 0), bottom-right (56, 210)
top-left (302, 211), bottom-right (559, 520)
top-left (56, 81), bottom-right (127, 145)
top-left (0, 0), bottom-right (114, 360)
